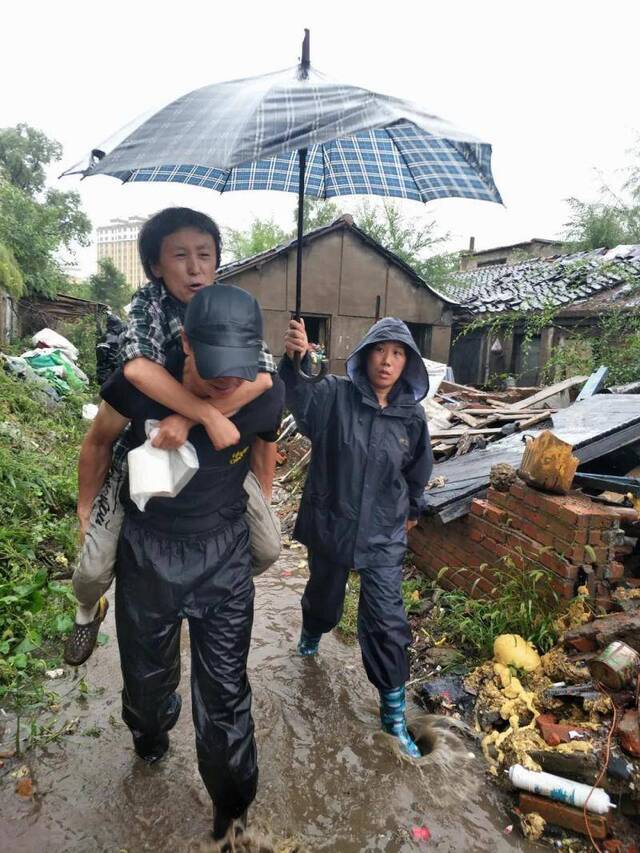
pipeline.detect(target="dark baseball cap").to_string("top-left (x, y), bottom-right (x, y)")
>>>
top-left (184, 285), bottom-right (263, 381)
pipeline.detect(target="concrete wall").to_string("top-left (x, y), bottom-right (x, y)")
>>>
top-left (224, 226), bottom-right (452, 374)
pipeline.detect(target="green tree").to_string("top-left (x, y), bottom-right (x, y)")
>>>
top-left (0, 125), bottom-right (91, 298)
top-left (225, 218), bottom-right (290, 262)
top-left (564, 197), bottom-right (640, 250)
top-left (354, 200), bottom-right (459, 292)
top-left (0, 123), bottom-right (62, 196)
top-left (89, 258), bottom-right (131, 314)
top-left (299, 198), bottom-right (341, 231)
top-left (564, 144), bottom-right (640, 250)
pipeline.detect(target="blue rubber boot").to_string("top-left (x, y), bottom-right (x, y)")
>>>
top-left (379, 686), bottom-right (421, 758)
top-left (297, 628), bottom-right (321, 657)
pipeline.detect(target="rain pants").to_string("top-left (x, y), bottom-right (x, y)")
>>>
top-left (278, 317), bottom-right (433, 689)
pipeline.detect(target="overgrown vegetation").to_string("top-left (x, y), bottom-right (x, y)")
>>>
top-left (459, 256), bottom-right (640, 387)
top-left (58, 315), bottom-right (99, 384)
top-left (0, 364), bottom-right (91, 697)
top-left (432, 556), bottom-right (561, 659)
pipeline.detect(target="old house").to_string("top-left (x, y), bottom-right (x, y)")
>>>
top-left (18, 292), bottom-right (106, 337)
top-left (458, 237), bottom-right (566, 271)
top-left (218, 215), bottom-right (454, 373)
top-left (448, 245), bottom-right (640, 386)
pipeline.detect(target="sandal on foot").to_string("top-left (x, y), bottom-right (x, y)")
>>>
top-left (63, 597), bottom-right (109, 666)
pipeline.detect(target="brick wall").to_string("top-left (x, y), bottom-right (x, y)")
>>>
top-left (410, 480), bottom-right (630, 609)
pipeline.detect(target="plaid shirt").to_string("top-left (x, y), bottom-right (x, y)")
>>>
top-left (111, 280), bottom-right (276, 470)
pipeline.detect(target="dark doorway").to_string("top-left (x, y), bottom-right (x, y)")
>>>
top-left (449, 327), bottom-right (485, 385)
top-left (299, 314), bottom-right (329, 352)
top-left (405, 323), bottom-right (432, 357)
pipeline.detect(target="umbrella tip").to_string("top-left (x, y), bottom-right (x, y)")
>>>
top-left (299, 29), bottom-right (310, 78)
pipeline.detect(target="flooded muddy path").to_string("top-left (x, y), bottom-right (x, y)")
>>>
top-left (1, 553), bottom-right (538, 852)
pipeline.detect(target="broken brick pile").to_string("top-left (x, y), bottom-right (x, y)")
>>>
top-left (411, 480), bottom-right (636, 608)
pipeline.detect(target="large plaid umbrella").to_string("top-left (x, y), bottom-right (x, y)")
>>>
top-left (64, 31), bottom-right (502, 380)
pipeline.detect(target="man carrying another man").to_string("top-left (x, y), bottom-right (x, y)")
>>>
top-left (77, 284), bottom-right (284, 844)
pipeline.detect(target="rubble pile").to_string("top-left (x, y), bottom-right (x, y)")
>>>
top-left (443, 626), bottom-right (640, 846)
top-left (425, 377), bottom-right (585, 461)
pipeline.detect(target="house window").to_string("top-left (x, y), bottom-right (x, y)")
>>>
top-left (405, 323), bottom-right (432, 357)
top-left (299, 314), bottom-right (329, 355)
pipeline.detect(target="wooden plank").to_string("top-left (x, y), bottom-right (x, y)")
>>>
top-left (439, 380), bottom-right (486, 397)
top-left (518, 793), bottom-right (609, 839)
top-left (453, 410), bottom-right (480, 428)
top-left (461, 408), bottom-right (558, 416)
top-left (575, 365), bottom-right (609, 401)
top-left (429, 427), bottom-right (504, 438)
top-left (505, 376), bottom-right (588, 411)
top-left (517, 411), bottom-right (555, 430)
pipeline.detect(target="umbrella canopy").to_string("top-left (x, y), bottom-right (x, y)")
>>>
top-left (64, 34), bottom-right (502, 381)
top-left (63, 66), bottom-right (502, 207)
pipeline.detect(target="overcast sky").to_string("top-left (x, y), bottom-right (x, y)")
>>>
top-left (2, 0), bottom-right (639, 275)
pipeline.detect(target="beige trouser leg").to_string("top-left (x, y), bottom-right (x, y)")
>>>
top-left (72, 465), bottom-right (125, 609)
top-left (243, 470), bottom-right (282, 576)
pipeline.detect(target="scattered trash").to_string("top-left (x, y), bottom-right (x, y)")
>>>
top-left (410, 825), bottom-right (431, 842)
top-left (418, 676), bottom-right (475, 714)
top-left (15, 777), bottom-right (33, 798)
top-left (82, 403), bottom-right (99, 421)
top-left (587, 641), bottom-right (640, 691)
top-left (518, 810), bottom-right (546, 842)
top-left (32, 327), bottom-right (79, 362)
top-left (45, 668), bottom-right (65, 680)
top-left (493, 634), bottom-right (541, 672)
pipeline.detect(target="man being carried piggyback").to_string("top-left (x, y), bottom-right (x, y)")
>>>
top-left (65, 208), bottom-right (279, 666)
top-left (76, 284), bottom-right (284, 844)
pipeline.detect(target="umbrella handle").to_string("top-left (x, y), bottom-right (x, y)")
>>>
top-left (293, 351), bottom-right (329, 383)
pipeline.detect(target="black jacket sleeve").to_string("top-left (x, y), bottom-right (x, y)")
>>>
top-left (277, 354), bottom-right (338, 440)
top-left (403, 410), bottom-right (433, 520)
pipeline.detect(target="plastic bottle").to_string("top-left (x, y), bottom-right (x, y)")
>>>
top-left (508, 764), bottom-right (614, 815)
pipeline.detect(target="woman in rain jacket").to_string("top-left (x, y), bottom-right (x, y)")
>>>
top-left (279, 316), bottom-right (433, 757)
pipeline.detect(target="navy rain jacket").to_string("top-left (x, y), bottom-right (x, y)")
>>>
top-left (279, 317), bottom-right (433, 568)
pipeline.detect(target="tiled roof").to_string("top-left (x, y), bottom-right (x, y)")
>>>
top-left (447, 245), bottom-right (640, 315)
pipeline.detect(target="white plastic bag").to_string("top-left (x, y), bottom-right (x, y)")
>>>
top-left (127, 420), bottom-right (199, 512)
top-left (31, 328), bottom-right (79, 362)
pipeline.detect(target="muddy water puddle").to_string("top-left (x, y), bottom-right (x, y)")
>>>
top-left (1, 555), bottom-right (537, 852)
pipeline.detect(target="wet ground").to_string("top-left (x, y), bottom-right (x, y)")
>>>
top-left (1, 553), bottom-right (539, 852)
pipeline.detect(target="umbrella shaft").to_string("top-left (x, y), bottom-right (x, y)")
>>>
top-left (295, 147), bottom-right (307, 319)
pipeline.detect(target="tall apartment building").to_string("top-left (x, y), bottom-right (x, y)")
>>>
top-left (96, 217), bottom-right (148, 289)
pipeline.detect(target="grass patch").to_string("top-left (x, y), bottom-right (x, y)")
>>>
top-left (0, 363), bottom-right (93, 698)
top-left (432, 555), bottom-right (562, 660)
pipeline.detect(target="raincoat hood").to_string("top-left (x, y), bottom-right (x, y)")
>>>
top-left (345, 318), bottom-right (430, 403)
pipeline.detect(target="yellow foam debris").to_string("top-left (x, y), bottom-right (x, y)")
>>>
top-left (520, 812), bottom-right (546, 842)
top-left (493, 634), bottom-right (541, 672)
